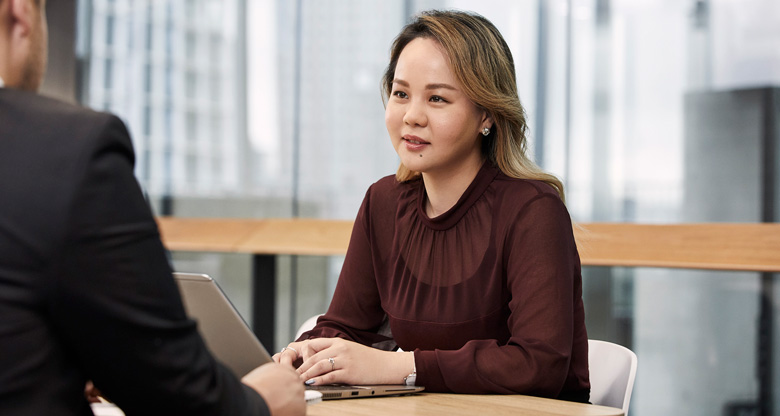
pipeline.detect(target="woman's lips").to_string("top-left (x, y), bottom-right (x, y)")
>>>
top-left (403, 135), bottom-right (429, 151)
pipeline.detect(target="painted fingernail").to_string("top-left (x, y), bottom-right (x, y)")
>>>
top-left (304, 379), bottom-right (316, 385)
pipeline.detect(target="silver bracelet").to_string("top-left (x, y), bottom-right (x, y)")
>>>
top-left (403, 363), bottom-right (417, 386)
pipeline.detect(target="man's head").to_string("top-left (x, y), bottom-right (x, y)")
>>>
top-left (0, 0), bottom-right (47, 91)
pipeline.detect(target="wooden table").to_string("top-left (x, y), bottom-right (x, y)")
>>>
top-left (157, 218), bottom-right (353, 347)
top-left (306, 393), bottom-right (624, 416)
top-left (156, 218), bottom-right (780, 348)
top-left (89, 393), bottom-right (623, 416)
top-left (156, 218), bottom-right (780, 271)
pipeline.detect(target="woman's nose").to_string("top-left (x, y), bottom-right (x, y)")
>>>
top-left (402, 99), bottom-right (427, 127)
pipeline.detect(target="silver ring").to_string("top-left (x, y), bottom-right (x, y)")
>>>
top-left (328, 357), bottom-right (335, 371)
top-left (280, 346), bottom-right (299, 358)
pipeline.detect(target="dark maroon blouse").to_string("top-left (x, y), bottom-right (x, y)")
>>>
top-left (300, 162), bottom-right (590, 402)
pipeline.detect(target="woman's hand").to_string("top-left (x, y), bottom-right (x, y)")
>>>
top-left (294, 337), bottom-right (415, 386)
top-left (273, 340), bottom-right (311, 368)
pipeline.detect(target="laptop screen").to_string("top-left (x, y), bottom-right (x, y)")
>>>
top-left (174, 272), bottom-right (272, 377)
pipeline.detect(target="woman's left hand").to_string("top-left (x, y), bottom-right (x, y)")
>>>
top-left (295, 338), bottom-right (414, 386)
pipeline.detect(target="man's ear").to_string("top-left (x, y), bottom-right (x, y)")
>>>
top-left (8, 0), bottom-right (35, 38)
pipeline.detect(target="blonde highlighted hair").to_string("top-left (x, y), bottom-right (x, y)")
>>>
top-left (381, 10), bottom-right (565, 202)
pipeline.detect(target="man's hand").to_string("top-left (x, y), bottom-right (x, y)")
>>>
top-left (84, 381), bottom-right (103, 403)
top-left (242, 363), bottom-right (305, 416)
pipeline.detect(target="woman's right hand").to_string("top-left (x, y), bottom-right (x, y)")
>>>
top-left (273, 340), bottom-right (311, 368)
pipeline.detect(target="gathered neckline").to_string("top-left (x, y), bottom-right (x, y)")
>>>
top-left (415, 161), bottom-right (500, 231)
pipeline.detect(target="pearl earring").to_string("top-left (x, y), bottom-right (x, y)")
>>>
top-left (482, 127), bottom-right (490, 136)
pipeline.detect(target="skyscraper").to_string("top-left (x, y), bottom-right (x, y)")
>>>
top-left (81, 0), bottom-right (248, 201)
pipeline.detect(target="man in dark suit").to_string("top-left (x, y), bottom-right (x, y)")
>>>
top-left (0, 0), bottom-right (304, 414)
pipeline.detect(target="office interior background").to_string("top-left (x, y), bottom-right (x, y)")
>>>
top-left (37, 0), bottom-right (779, 415)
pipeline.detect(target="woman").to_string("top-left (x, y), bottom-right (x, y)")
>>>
top-left (275, 9), bottom-right (590, 402)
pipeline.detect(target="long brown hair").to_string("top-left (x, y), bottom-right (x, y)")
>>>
top-left (381, 10), bottom-right (565, 202)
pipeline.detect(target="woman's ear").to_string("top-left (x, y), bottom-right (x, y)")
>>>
top-left (481, 112), bottom-right (494, 131)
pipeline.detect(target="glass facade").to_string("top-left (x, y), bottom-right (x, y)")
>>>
top-left (74, 0), bottom-right (780, 414)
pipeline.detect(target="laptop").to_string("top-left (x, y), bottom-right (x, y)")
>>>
top-left (173, 272), bottom-right (424, 400)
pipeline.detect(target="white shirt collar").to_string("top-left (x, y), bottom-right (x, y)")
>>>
top-left (0, 75), bottom-right (5, 88)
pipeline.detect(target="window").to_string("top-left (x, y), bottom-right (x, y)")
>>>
top-left (76, 2), bottom-right (780, 414)
top-left (103, 58), bottom-right (112, 90)
top-left (144, 63), bottom-right (152, 92)
top-left (106, 15), bottom-right (114, 45)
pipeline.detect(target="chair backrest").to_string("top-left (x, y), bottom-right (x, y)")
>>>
top-left (588, 339), bottom-right (637, 415)
top-left (295, 314), bottom-right (323, 340)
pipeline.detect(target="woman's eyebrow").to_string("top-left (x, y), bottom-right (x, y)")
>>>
top-left (425, 83), bottom-right (456, 91)
top-left (392, 79), bottom-right (457, 91)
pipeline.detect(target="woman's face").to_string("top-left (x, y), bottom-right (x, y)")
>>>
top-left (385, 37), bottom-right (491, 178)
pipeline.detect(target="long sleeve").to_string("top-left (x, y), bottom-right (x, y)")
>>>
top-left (299, 188), bottom-right (395, 348)
top-left (414, 193), bottom-right (587, 398)
top-left (47, 116), bottom-right (269, 416)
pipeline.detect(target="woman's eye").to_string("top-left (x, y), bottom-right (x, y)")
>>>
top-left (392, 91), bottom-right (408, 99)
top-left (430, 95), bottom-right (446, 103)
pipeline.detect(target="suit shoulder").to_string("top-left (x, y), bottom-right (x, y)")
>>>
top-left (1, 89), bottom-right (119, 134)
top-left (1, 89), bottom-right (129, 152)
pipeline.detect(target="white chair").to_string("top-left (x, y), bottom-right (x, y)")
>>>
top-left (295, 314), bottom-right (323, 340)
top-left (588, 339), bottom-right (637, 415)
